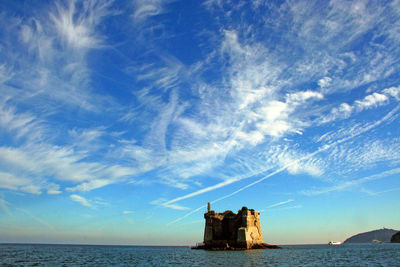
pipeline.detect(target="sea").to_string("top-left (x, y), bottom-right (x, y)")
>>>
top-left (1, 243), bottom-right (399, 266)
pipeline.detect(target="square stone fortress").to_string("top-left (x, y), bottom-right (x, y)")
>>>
top-left (194, 203), bottom-right (280, 250)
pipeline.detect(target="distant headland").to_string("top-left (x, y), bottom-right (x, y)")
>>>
top-left (192, 203), bottom-right (281, 250)
top-left (344, 228), bottom-right (399, 244)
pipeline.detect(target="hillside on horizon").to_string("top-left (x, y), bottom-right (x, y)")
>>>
top-left (344, 228), bottom-right (399, 243)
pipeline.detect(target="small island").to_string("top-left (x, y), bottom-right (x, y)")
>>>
top-left (193, 203), bottom-right (281, 250)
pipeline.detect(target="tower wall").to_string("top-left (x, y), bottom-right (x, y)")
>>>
top-left (203, 206), bottom-right (266, 249)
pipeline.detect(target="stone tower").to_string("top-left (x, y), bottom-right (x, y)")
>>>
top-left (199, 204), bottom-right (279, 250)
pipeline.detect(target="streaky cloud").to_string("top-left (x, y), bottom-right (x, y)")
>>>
top-left (168, 105), bottom-right (400, 224)
top-left (70, 194), bottom-right (94, 208)
top-left (267, 199), bottom-right (295, 209)
top-left (301, 167), bottom-right (400, 196)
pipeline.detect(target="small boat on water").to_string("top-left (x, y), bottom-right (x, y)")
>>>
top-left (328, 241), bottom-right (343, 245)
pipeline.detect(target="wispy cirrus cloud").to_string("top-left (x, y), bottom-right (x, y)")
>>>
top-left (167, 104), bottom-right (399, 222)
top-left (1, 0), bottom-right (400, 225)
top-left (322, 137), bottom-right (400, 177)
top-left (51, 0), bottom-right (115, 49)
top-left (0, 171), bottom-right (42, 195)
top-left (321, 89), bottom-right (397, 123)
top-left (1, 0), bottom-right (118, 114)
top-left (151, 198), bottom-right (189, 210)
top-left (0, 1), bottom-right (137, 195)
top-left (132, 0), bottom-right (166, 23)
top-left (0, 103), bottom-right (41, 140)
top-left (70, 194), bottom-right (94, 208)
top-left (122, 210), bottom-right (133, 215)
top-left (0, 141), bottom-right (138, 194)
top-left (119, 1), bottom-right (400, 199)
top-left (383, 86), bottom-right (400, 101)
top-left (301, 167), bottom-right (400, 196)
top-left (154, 1), bottom-right (400, 205)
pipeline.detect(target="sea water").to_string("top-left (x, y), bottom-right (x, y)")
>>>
top-left (1, 243), bottom-right (399, 266)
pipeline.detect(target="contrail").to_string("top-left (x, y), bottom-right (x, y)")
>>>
top-left (266, 199), bottom-right (294, 209)
top-left (167, 105), bottom-right (400, 225)
top-left (0, 198), bottom-right (55, 231)
top-left (0, 198), bottom-right (10, 214)
top-left (16, 207), bottom-right (56, 231)
top-left (163, 178), bottom-right (241, 206)
top-left (167, 205), bottom-right (207, 226)
top-left (371, 187), bottom-right (400, 195)
top-left (163, 165), bottom-right (275, 206)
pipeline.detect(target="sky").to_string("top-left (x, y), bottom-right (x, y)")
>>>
top-left (0, 0), bottom-right (400, 245)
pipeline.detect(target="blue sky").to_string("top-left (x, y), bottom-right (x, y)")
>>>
top-left (0, 0), bottom-right (400, 245)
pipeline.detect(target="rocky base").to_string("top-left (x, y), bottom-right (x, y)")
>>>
top-left (192, 243), bottom-right (281, 250)
top-left (391, 232), bottom-right (400, 243)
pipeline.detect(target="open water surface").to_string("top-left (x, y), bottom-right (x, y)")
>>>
top-left (1, 243), bottom-right (399, 266)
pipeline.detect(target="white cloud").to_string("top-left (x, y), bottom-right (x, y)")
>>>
top-left (265, 145), bottom-right (324, 177)
top-left (236, 130), bottom-right (265, 146)
top-left (258, 101), bottom-right (287, 123)
top-left (70, 194), bottom-right (93, 208)
top-left (177, 118), bottom-right (207, 137)
top-left (135, 56), bottom-right (185, 91)
top-left (286, 91), bottom-right (324, 103)
top-left (0, 142), bottom-right (138, 194)
top-left (125, 25), bottom-right (333, 193)
top-left (20, 185), bottom-right (43, 195)
top-left (0, 145), bottom-right (93, 183)
top-left (19, 19), bottom-right (54, 62)
top-left (338, 103), bottom-right (353, 116)
top-left (0, 64), bottom-right (13, 84)
top-left (51, 0), bottom-right (114, 49)
top-left (286, 158), bottom-right (324, 177)
top-left (326, 137), bottom-right (400, 175)
top-left (383, 86), bottom-right (400, 100)
top-left (322, 91), bottom-right (393, 123)
top-left (168, 106), bottom-right (398, 222)
top-left (318, 76), bottom-right (332, 88)
top-left (132, 0), bottom-right (165, 23)
top-left (1, 1), bottom-right (400, 219)
top-left (0, 171), bottom-right (42, 195)
top-left (354, 92), bottom-right (388, 110)
top-left (0, 0), bottom-right (120, 116)
top-left (151, 198), bottom-right (189, 210)
top-left (46, 183), bottom-right (62, 195)
top-left (253, 91), bottom-right (323, 138)
top-left (132, 23), bottom-right (354, 202)
top-left (69, 127), bottom-right (106, 146)
top-left (123, 210), bottom-right (133, 214)
top-left (0, 103), bottom-right (41, 140)
top-left (67, 179), bottom-right (112, 192)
